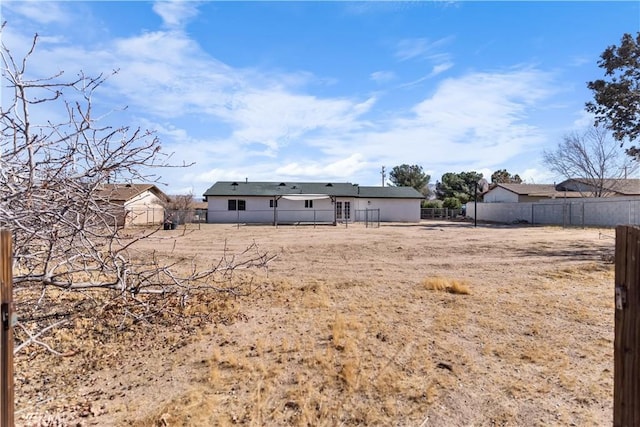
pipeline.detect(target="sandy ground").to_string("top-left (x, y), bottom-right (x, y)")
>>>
top-left (15, 220), bottom-right (616, 426)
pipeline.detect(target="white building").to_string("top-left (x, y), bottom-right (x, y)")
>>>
top-left (483, 183), bottom-right (583, 203)
top-left (96, 183), bottom-right (169, 226)
top-left (203, 181), bottom-right (424, 224)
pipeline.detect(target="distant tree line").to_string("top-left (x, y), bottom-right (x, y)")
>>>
top-left (388, 165), bottom-right (524, 209)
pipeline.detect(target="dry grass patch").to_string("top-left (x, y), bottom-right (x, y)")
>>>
top-left (16, 223), bottom-right (617, 426)
top-left (421, 276), bottom-right (471, 295)
top-left (544, 261), bottom-right (614, 280)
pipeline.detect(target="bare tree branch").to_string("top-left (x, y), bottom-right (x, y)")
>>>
top-left (543, 124), bottom-right (638, 196)
top-left (1, 28), bottom-right (274, 355)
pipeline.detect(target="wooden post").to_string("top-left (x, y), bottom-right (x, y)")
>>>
top-left (0, 229), bottom-right (14, 426)
top-left (615, 225), bottom-right (640, 426)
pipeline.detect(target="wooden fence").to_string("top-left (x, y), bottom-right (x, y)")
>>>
top-left (0, 229), bottom-right (14, 425)
top-left (615, 225), bottom-right (640, 425)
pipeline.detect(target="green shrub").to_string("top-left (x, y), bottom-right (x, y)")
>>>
top-left (422, 200), bottom-right (442, 209)
top-left (442, 197), bottom-right (462, 210)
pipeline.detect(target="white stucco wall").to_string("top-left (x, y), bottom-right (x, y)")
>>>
top-left (207, 196), bottom-right (337, 224)
top-left (483, 187), bottom-right (519, 203)
top-left (354, 198), bottom-right (421, 222)
top-left (206, 196), bottom-right (421, 223)
top-left (124, 191), bottom-right (165, 225)
top-left (468, 196), bottom-right (640, 227)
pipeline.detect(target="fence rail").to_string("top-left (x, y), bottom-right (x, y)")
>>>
top-left (207, 209), bottom-right (337, 226)
top-left (122, 208), bottom-right (208, 228)
top-left (420, 208), bottom-right (464, 220)
top-left (354, 209), bottom-right (380, 228)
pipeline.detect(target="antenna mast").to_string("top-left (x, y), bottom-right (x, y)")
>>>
top-left (381, 166), bottom-right (386, 187)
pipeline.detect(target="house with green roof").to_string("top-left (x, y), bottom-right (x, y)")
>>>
top-left (202, 181), bottom-right (424, 224)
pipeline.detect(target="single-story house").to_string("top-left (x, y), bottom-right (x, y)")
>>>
top-left (202, 181), bottom-right (424, 224)
top-left (555, 178), bottom-right (640, 197)
top-left (95, 183), bottom-right (170, 226)
top-left (482, 183), bottom-right (584, 203)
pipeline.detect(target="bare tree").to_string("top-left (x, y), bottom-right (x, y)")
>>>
top-left (163, 192), bottom-right (196, 226)
top-left (1, 28), bottom-right (274, 354)
top-left (543, 125), bottom-right (638, 197)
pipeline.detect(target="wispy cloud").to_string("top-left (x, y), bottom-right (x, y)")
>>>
top-left (301, 66), bottom-right (556, 185)
top-left (568, 55), bottom-right (590, 67)
top-left (393, 37), bottom-right (455, 86)
top-left (430, 62), bottom-right (454, 77)
top-left (152, 1), bottom-right (201, 29)
top-left (398, 61), bottom-right (455, 88)
top-left (521, 168), bottom-right (557, 184)
top-left (370, 71), bottom-right (396, 83)
top-left (2, 1), bottom-right (71, 25)
top-left (0, 2), bottom-right (569, 192)
top-left (275, 153), bottom-right (369, 180)
top-left (394, 36), bottom-right (454, 62)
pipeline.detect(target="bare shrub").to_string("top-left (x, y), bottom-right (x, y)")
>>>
top-left (0, 26), bottom-right (274, 355)
top-left (422, 277), bottom-right (471, 295)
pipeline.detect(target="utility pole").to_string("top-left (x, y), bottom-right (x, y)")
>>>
top-left (381, 166), bottom-right (386, 187)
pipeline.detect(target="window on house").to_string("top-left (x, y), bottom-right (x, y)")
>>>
top-left (270, 199), bottom-right (278, 208)
top-left (305, 200), bottom-right (313, 208)
top-left (228, 199), bottom-right (246, 211)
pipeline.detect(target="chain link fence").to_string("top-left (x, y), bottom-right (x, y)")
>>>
top-left (125, 208), bottom-right (208, 228)
top-left (420, 208), bottom-right (464, 220)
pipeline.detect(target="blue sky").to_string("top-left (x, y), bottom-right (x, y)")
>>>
top-left (2, 1), bottom-right (639, 196)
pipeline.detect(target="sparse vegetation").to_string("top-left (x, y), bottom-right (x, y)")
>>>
top-left (0, 27), bottom-right (275, 359)
top-left (15, 222), bottom-right (615, 426)
top-left (421, 276), bottom-right (471, 294)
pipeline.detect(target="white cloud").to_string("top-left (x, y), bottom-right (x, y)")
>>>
top-left (222, 89), bottom-right (372, 154)
top-left (393, 37), bottom-right (455, 88)
top-left (477, 168), bottom-right (494, 180)
top-left (152, 1), bottom-right (201, 29)
top-left (398, 61), bottom-right (454, 88)
top-left (571, 110), bottom-right (596, 129)
top-left (429, 62), bottom-right (454, 77)
top-left (394, 36), bottom-right (454, 62)
top-left (275, 154), bottom-right (369, 180)
top-left (520, 168), bottom-right (557, 184)
top-left (370, 71), bottom-right (396, 83)
top-left (0, 3), bottom-right (568, 193)
top-left (3, 1), bottom-right (70, 24)
top-left (299, 66), bottom-right (556, 186)
top-left (568, 55), bottom-right (590, 67)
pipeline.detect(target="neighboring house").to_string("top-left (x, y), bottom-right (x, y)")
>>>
top-left (483, 183), bottom-right (583, 203)
top-left (95, 183), bottom-right (170, 226)
top-left (202, 181), bottom-right (424, 224)
top-left (555, 178), bottom-right (640, 197)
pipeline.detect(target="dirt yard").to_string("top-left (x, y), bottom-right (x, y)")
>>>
top-left (15, 220), bottom-right (616, 426)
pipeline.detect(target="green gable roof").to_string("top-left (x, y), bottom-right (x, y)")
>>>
top-left (203, 181), bottom-right (359, 197)
top-left (358, 186), bottom-right (424, 199)
top-left (203, 181), bottom-right (423, 199)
